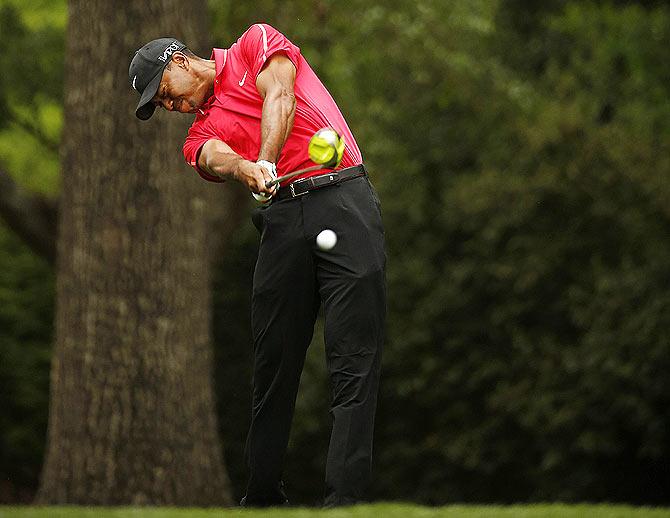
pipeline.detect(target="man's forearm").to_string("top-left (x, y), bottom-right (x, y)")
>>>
top-left (258, 88), bottom-right (296, 163)
top-left (201, 147), bottom-right (246, 181)
top-left (199, 140), bottom-right (276, 195)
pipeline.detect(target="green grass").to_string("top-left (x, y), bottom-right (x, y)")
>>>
top-left (2, 504), bottom-right (670, 518)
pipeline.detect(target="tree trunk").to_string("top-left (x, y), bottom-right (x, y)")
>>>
top-left (36, 0), bottom-right (232, 505)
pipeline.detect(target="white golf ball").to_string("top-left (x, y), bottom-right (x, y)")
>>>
top-left (316, 229), bottom-right (337, 251)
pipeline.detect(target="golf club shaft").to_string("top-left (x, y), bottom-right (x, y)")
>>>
top-left (265, 164), bottom-right (327, 188)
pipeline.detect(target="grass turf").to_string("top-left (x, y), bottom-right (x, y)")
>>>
top-left (1, 504), bottom-right (670, 518)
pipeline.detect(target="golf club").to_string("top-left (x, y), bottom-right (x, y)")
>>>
top-left (264, 164), bottom-right (328, 188)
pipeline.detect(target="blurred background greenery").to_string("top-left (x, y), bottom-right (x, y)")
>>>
top-left (1, 0), bottom-right (669, 507)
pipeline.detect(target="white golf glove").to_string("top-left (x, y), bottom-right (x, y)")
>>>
top-left (253, 160), bottom-right (278, 203)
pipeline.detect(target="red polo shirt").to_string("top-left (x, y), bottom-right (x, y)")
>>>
top-left (183, 24), bottom-right (362, 184)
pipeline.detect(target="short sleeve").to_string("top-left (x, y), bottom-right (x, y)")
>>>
top-left (238, 23), bottom-right (301, 79)
top-left (183, 124), bottom-right (224, 183)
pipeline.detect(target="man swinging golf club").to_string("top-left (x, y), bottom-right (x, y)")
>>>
top-left (129, 24), bottom-right (386, 508)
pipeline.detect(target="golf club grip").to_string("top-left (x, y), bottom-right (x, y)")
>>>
top-left (265, 165), bottom-right (326, 188)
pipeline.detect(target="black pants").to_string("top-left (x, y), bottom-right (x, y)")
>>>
top-left (243, 175), bottom-right (386, 507)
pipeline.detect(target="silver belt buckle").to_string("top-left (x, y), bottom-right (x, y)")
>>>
top-left (290, 179), bottom-right (309, 198)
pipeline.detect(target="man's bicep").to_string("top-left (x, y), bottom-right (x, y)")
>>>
top-left (255, 54), bottom-right (296, 99)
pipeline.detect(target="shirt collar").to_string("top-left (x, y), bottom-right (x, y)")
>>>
top-left (199, 48), bottom-right (228, 115)
top-left (210, 48), bottom-right (227, 77)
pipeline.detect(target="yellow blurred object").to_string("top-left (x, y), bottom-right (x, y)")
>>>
top-left (308, 128), bottom-right (345, 168)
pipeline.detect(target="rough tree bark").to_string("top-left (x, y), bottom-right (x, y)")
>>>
top-left (36, 0), bottom-right (233, 505)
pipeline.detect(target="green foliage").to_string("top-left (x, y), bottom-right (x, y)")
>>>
top-left (0, 0), bottom-right (63, 193)
top-left (0, 2), bottom-right (64, 109)
top-left (0, 0), bottom-right (62, 503)
top-left (371, 0), bottom-right (670, 504)
top-left (0, 227), bottom-right (54, 502)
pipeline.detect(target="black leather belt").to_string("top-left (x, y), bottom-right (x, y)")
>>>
top-left (274, 164), bottom-right (367, 201)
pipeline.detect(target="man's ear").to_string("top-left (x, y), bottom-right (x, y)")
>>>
top-left (172, 51), bottom-right (189, 70)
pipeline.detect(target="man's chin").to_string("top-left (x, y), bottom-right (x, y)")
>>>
top-left (187, 102), bottom-right (201, 114)
top-left (176, 105), bottom-right (197, 114)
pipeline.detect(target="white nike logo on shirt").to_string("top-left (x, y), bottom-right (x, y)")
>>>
top-left (239, 71), bottom-right (248, 87)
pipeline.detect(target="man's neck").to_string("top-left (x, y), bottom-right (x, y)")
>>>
top-left (205, 59), bottom-right (216, 97)
top-left (200, 59), bottom-right (216, 99)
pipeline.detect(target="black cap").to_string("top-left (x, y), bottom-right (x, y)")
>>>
top-left (129, 37), bottom-right (187, 120)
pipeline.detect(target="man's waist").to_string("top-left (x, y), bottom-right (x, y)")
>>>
top-left (275, 164), bottom-right (367, 201)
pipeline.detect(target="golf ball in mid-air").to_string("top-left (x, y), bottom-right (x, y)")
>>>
top-left (316, 229), bottom-right (337, 251)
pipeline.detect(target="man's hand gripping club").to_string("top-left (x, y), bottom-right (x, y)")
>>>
top-left (196, 139), bottom-right (278, 200)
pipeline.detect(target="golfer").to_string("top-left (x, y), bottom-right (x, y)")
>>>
top-left (129, 24), bottom-right (385, 508)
